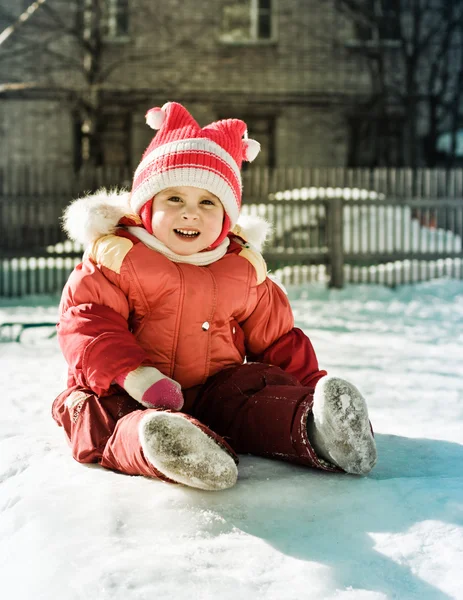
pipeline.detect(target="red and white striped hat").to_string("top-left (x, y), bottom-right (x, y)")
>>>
top-left (130, 102), bottom-right (260, 248)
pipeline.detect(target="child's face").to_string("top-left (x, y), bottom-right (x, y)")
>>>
top-left (151, 186), bottom-right (225, 255)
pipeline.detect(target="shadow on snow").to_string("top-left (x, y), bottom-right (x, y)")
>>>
top-left (187, 433), bottom-right (463, 600)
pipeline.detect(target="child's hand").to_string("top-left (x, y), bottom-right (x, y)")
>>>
top-left (115, 366), bottom-right (184, 411)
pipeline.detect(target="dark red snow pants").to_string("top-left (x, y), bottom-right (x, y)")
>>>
top-left (52, 363), bottom-right (341, 480)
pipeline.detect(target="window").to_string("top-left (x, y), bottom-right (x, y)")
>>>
top-left (221, 0), bottom-right (276, 44)
top-left (103, 0), bottom-right (129, 39)
top-left (77, 0), bottom-right (129, 41)
top-left (353, 0), bottom-right (400, 44)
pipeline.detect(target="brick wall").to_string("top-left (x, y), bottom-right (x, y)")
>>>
top-left (0, 99), bottom-right (74, 167)
top-left (109, 0), bottom-right (365, 96)
top-left (0, 0), bottom-right (368, 169)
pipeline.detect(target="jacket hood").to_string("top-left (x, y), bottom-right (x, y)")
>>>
top-left (62, 189), bottom-right (272, 251)
top-left (62, 188), bottom-right (133, 248)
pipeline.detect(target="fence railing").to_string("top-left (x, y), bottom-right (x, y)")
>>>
top-left (242, 196), bottom-right (463, 287)
top-left (0, 166), bottom-right (463, 295)
top-left (241, 166), bottom-right (463, 199)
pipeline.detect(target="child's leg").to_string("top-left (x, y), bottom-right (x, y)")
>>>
top-left (188, 363), bottom-right (341, 473)
top-left (52, 387), bottom-right (169, 479)
top-left (52, 387), bottom-right (238, 489)
top-left (189, 363), bottom-right (376, 474)
top-left (138, 411), bottom-right (238, 490)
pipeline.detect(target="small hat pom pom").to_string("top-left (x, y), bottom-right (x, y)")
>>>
top-left (145, 107), bottom-right (166, 130)
top-left (243, 138), bottom-right (261, 162)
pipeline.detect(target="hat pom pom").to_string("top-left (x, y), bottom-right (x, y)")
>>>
top-left (145, 107), bottom-right (166, 130)
top-left (243, 138), bottom-right (260, 162)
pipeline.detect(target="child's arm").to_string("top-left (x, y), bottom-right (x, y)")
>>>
top-left (58, 261), bottom-right (147, 396)
top-left (240, 278), bottom-right (327, 389)
top-left (114, 366), bottom-right (183, 410)
top-left (58, 259), bottom-right (183, 409)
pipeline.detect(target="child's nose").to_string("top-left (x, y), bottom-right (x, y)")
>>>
top-left (182, 206), bottom-right (199, 219)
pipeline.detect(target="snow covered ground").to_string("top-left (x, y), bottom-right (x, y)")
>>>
top-left (1, 280), bottom-right (462, 600)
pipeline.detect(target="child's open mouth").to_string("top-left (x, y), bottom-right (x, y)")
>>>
top-left (174, 228), bottom-right (200, 239)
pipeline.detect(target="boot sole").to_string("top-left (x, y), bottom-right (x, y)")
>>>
top-left (313, 377), bottom-right (377, 474)
top-left (139, 412), bottom-right (238, 491)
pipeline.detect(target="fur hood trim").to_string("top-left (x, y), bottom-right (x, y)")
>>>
top-left (62, 188), bottom-right (132, 248)
top-left (63, 188), bottom-right (272, 252)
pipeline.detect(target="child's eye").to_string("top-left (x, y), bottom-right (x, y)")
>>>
top-left (168, 196), bottom-right (182, 203)
top-left (201, 199), bottom-right (215, 206)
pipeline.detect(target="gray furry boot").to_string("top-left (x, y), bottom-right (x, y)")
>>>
top-left (307, 377), bottom-right (377, 475)
top-left (139, 412), bottom-right (238, 491)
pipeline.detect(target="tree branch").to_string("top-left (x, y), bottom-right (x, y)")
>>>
top-left (0, 0), bottom-right (48, 47)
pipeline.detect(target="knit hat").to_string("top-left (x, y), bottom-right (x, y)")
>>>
top-left (130, 102), bottom-right (260, 248)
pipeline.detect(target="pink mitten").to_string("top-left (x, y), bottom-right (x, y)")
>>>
top-left (115, 366), bottom-right (184, 411)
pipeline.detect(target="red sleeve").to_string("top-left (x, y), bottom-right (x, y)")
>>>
top-left (58, 260), bottom-right (148, 396)
top-left (254, 327), bottom-right (327, 390)
top-left (241, 278), bottom-right (326, 389)
top-left (241, 278), bottom-right (294, 356)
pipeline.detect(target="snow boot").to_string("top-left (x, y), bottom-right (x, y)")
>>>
top-left (307, 377), bottom-right (377, 475)
top-left (139, 411), bottom-right (238, 490)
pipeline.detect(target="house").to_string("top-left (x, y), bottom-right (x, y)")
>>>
top-left (0, 0), bottom-right (378, 171)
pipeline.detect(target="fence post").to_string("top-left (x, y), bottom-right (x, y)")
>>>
top-left (327, 197), bottom-right (344, 289)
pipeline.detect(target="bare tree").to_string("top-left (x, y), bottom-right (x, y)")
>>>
top-left (0, 0), bottom-right (48, 47)
top-left (1, 0), bottom-right (132, 166)
top-left (334, 0), bottom-right (463, 167)
top-left (0, 0), bottom-right (213, 167)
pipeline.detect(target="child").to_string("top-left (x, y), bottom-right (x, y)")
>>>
top-left (53, 102), bottom-right (377, 491)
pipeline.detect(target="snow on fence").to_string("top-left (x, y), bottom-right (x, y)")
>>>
top-left (241, 186), bottom-right (463, 288)
top-left (0, 166), bottom-right (463, 295)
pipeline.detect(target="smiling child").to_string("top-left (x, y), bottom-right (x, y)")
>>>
top-left (52, 102), bottom-right (377, 490)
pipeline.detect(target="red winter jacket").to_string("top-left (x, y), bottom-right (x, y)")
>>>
top-left (58, 204), bottom-right (326, 397)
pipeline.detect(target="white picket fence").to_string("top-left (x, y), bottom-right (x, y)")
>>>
top-left (1, 167), bottom-right (463, 295)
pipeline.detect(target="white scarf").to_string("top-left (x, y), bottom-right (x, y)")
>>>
top-left (126, 226), bottom-right (230, 266)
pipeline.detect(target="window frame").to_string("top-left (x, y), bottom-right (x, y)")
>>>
top-left (102, 0), bottom-right (130, 42)
top-left (219, 0), bottom-right (278, 46)
top-left (346, 0), bottom-right (401, 48)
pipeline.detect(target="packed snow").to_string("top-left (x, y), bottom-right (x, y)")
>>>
top-left (0, 280), bottom-right (462, 600)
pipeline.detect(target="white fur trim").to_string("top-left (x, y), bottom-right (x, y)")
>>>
top-left (234, 215), bottom-right (272, 251)
top-left (62, 189), bottom-right (131, 247)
